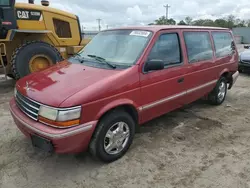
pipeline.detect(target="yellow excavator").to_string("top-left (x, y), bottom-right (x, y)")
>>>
top-left (0, 0), bottom-right (91, 80)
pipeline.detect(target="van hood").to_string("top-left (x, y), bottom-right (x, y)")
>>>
top-left (16, 61), bottom-right (120, 107)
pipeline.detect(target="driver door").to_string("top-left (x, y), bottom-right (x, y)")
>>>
top-left (139, 30), bottom-right (188, 123)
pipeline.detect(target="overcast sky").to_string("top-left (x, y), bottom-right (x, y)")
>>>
top-left (17, 0), bottom-right (250, 30)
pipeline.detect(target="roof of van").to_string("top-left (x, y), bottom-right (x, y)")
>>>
top-left (107, 25), bottom-right (229, 32)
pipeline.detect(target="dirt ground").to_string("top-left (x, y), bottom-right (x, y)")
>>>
top-left (1, 73), bottom-right (250, 187)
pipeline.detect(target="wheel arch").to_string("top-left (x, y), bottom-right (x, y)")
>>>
top-left (89, 100), bottom-right (138, 162)
top-left (8, 29), bottom-right (59, 46)
top-left (219, 68), bottom-right (235, 90)
top-left (95, 99), bottom-right (140, 126)
top-left (219, 68), bottom-right (230, 79)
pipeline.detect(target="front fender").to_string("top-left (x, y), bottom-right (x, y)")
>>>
top-left (95, 98), bottom-right (140, 120)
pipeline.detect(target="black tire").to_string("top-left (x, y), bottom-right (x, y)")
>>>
top-left (89, 109), bottom-right (135, 163)
top-left (11, 41), bottom-right (63, 80)
top-left (208, 77), bottom-right (228, 105)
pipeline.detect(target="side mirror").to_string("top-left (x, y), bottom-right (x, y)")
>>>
top-left (231, 41), bottom-right (236, 51)
top-left (144, 59), bottom-right (164, 72)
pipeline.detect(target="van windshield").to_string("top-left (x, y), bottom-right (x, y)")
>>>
top-left (77, 29), bottom-right (152, 67)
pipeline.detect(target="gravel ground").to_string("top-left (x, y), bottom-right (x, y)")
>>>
top-left (0, 73), bottom-right (250, 188)
top-left (1, 44), bottom-right (250, 188)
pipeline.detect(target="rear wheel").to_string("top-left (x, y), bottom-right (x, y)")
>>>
top-left (11, 41), bottom-right (63, 80)
top-left (208, 77), bottom-right (227, 105)
top-left (89, 109), bottom-right (135, 163)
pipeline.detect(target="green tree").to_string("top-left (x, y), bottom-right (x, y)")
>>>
top-left (192, 19), bottom-right (205, 26)
top-left (155, 16), bottom-right (168, 25)
top-left (178, 20), bottom-right (187, 25)
top-left (151, 15), bottom-right (250, 28)
top-left (184, 16), bottom-right (193, 25)
top-left (154, 16), bottom-right (176, 25)
top-left (246, 20), bottom-right (250, 27)
top-left (214, 19), bottom-right (228, 28)
top-left (202, 19), bottom-right (214, 26)
top-left (226, 15), bottom-right (235, 28)
top-left (234, 19), bottom-right (246, 27)
top-left (167, 18), bottom-right (176, 25)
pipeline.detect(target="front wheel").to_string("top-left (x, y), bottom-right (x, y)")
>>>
top-left (208, 77), bottom-right (228, 105)
top-left (89, 109), bottom-right (135, 163)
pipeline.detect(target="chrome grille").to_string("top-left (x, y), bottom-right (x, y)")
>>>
top-left (15, 91), bottom-right (40, 121)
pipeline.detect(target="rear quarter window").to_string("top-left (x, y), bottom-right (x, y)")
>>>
top-left (212, 32), bottom-right (233, 58)
top-left (184, 31), bottom-right (213, 63)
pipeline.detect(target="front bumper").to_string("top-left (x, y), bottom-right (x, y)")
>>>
top-left (9, 98), bottom-right (97, 154)
top-left (228, 71), bottom-right (239, 90)
top-left (232, 71), bottom-right (239, 85)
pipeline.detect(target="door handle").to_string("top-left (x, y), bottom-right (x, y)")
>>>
top-left (178, 77), bottom-right (184, 83)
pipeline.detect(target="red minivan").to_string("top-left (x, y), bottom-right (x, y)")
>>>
top-left (9, 26), bottom-right (239, 162)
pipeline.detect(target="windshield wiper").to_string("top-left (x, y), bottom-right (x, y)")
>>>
top-left (72, 53), bottom-right (85, 63)
top-left (87, 54), bottom-right (116, 69)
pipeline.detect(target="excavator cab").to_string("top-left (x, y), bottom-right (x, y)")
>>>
top-left (0, 0), bottom-right (17, 39)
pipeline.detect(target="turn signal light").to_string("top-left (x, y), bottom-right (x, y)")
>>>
top-left (38, 116), bottom-right (80, 128)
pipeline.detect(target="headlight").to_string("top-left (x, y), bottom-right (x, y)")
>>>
top-left (57, 108), bottom-right (81, 122)
top-left (39, 106), bottom-right (58, 121)
top-left (38, 106), bottom-right (81, 128)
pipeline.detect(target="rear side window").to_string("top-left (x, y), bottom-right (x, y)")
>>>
top-left (148, 33), bottom-right (182, 67)
top-left (184, 32), bottom-right (213, 63)
top-left (53, 19), bottom-right (72, 38)
top-left (212, 32), bottom-right (233, 58)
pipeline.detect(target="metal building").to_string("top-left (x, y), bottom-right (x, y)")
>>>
top-left (232, 27), bottom-right (250, 44)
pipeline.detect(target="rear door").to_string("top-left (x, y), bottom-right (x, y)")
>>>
top-left (181, 30), bottom-right (217, 104)
top-left (139, 30), bottom-right (188, 123)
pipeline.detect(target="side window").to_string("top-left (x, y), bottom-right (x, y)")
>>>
top-left (148, 33), bottom-right (182, 67)
top-left (53, 19), bottom-right (72, 38)
top-left (212, 32), bottom-right (233, 58)
top-left (184, 31), bottom-right (213, 63)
